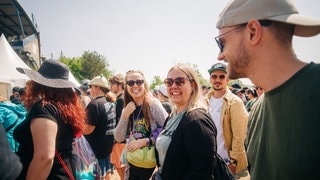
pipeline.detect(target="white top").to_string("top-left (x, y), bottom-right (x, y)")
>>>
top-left (208, 96), bottom-right (229, 161)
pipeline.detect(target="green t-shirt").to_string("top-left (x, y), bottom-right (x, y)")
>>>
top-left (246, 62), bottom-right (320, 180)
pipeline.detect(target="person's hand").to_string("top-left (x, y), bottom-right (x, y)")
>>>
top-left (227, 163), bottom-right (236, 175)
top-left (126, 138), bottom-right (145, 152)
top-left (121, 101), bottom-right (136, 120)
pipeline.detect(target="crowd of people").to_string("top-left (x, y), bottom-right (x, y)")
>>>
top-left (0, 0), bottom-right (319, 179)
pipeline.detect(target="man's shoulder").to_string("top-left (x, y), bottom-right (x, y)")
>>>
top-left (302, 62), bottom-right (320, 76)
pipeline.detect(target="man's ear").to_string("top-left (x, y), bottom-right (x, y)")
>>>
top-left (246, 19), bottom-right (263, 45)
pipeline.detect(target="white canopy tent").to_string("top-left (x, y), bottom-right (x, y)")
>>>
top-left (0, 34), bottom-right (30, 87)
top-left (0, 34), bottom-right (80, 98)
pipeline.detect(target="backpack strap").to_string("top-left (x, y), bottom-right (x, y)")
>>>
top-left (55, 150), bottom-right (75, 180)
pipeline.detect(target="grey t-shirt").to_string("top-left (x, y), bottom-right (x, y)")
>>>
top-left (156, 110), bottom-right (186, 173)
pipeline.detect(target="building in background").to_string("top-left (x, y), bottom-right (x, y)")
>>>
top-left (0, 0), bottom-right (41, 69)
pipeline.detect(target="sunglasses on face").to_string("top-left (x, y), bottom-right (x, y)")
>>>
top-left (215, 25), bottom-right (246, 52)
top-left (164, 77), bottom-right (190, 87)
top-left (211, 74), bottom-right (226, 80)
top-left (109, 80), bottom-right (117, 85)
top-left (126, 79), bottom-right (144, 87)
top-left (215, 20), bottom-right (272, 52)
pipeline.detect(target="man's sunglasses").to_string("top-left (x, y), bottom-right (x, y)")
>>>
top-left (215, 25), bottom-right (244, 52)
top-left (126, 80), bottom-right (144, 87)
top-left (215, 20), bottom-right (272, 52)
top-left (109, 80), bottom-right (117, 84)
top-left (164, 77), bottom-right (190, 87)
top-left (210, 74), bottom-right (226, 80)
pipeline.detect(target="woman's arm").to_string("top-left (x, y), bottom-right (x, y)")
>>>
top-left (150, 98), bottom-right (169, 143)
top-left (83, 124), bottom-right (95, 134)
top-left (183, 110), bottom-right (216, 179)
top-left (114, 102), bottom-right (135, 142)
top-left (27, 118), bottom-right (57, 180)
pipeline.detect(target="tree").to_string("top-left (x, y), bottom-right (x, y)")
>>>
top-left (80, 51), bottom-right (113, 80)
top-left (59, 51), bottom-right (114, 82)
top-left (60, 56), bottom-right (83, 80)
top-left (192, 64), bottom-right (210, 88)
top-left (149, 75), bottom-right (163, 90)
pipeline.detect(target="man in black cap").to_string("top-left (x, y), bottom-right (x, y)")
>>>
top-left (204, 62), bottom-right (248, 178)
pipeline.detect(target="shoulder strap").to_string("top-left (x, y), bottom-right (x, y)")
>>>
top-left (55, 150), bottom-right (75, 180)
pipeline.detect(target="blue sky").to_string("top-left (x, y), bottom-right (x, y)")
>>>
top-left (19, 0), bottom-right (320, 84)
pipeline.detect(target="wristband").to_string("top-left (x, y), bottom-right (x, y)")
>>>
top-left (146, 138), bottom-right (150, 147)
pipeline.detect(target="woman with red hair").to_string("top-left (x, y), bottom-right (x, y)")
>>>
top-left (14, 59), bottom-right (86, 179)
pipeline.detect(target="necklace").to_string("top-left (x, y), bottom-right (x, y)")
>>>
top-left (133, 105), bottom-right (143, 121)
top-left (131, 105), bottom-right (143, 132)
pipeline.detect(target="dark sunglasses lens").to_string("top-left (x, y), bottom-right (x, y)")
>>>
top-left (215, 38), bottom-right (223, 52)
top-left (220, 43), bottom-right (224, 52)
top-left (164, 78), bottom-right (174, 87)
top-left (127, 80), bottom-right (135, 86)
top-left (175, 77), bottom-right (185, 86)
top-left (211, 75), bottom-right (225, 79)
top-left (136, 80), bottom-right (144, 86)
top-left (127, 80), bottom-right (144, 87)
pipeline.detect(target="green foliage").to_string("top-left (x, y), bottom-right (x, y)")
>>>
top-left (80, 51), bottom-right (113, 79)
top-left (60, 56), bottom-right (82, 80)
top-left (59, 51), bottom-right (114, 82)
top-left (60, 53), bottom-right (211, 89)
top-left (149, 75), bottom-right (163, 90)
top-left (192, 64), bottom-right (210, 88)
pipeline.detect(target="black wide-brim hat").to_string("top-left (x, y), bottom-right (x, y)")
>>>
top-left (16, 59), bottom-right (77, 88)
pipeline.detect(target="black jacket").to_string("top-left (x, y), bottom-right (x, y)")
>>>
top-left (156, 108), bottom-right (217, 180)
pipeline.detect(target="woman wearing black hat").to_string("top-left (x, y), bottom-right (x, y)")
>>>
top-left (13, 59), bottom-right (87, 179)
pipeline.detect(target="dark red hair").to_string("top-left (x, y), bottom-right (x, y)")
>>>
top-left (24, 81), bottom-right (86, 136)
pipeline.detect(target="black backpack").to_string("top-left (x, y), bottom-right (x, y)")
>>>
top-left (213, 153), bottom-right (235, 180)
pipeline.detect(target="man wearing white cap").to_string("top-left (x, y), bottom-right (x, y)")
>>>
top-left (215, 0), bottom-right (320, 179)
top-left (84, 75), bottom-right (116, 180)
